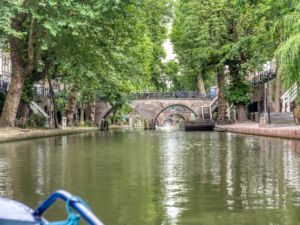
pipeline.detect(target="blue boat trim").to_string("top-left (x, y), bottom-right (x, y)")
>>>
top-left (33, 190), bottom-right (105, 225)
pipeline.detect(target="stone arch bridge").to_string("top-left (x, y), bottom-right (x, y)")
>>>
top-left (94, 92), bottom-right (217, 128)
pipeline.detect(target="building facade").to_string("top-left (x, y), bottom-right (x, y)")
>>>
top-left (0, 49), bottom-right (12, 92)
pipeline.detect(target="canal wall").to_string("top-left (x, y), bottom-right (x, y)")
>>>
top-left (216, 123), bottom-right (300, 140)
top-left (0, 127), bottom-right (98, 143)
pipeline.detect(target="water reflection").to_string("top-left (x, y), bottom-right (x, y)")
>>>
top-left (0, 150), bottom-right (13, 197)
top-left (160, 132), bottom-right (188, 224)
top-left (0, 132), bottom-right (300, 224)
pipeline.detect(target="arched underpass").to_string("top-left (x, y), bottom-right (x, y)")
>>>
top-left (94, 94), bottom-right (215, 129)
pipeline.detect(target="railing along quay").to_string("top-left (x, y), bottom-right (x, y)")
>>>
top-left (0, 82), bottom-right (58, 98)
top-left (35, 87), bottom-right (60, 98)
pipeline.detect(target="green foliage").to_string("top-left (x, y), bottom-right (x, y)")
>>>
top-left (163, 60), bottom-right (181, 90)
top-left (27, 114), bottom-right (48, 128)
top-left (21, 78), bottom-right (35, 104)
top-left (0, 0), bottom-right (23, 38)
top-left (51, 0), bottom-right (173, 105)
top-left (171, 0), bottom-right (226, 90)
top-left (84, 120), bottom-right (94, 127)
top-left (225, 79), bottom-right (251, 104)
top-left (171, 0), bottom-right (277, 103)
top-left (56, 91), bottom-right (68, 115)
top-left (0, 0), bottom-right (173, 125)
top-left (275, 2), bottom-right (300, 88)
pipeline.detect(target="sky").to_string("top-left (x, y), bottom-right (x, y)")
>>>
top-left (163, 39), bottom-right (176, 62)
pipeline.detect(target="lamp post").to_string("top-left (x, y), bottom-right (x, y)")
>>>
top-left (264, 82), bottom-right (267, 115)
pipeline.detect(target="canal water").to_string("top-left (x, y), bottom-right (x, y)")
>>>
top-left (1, 130), bottom-right (300, 225)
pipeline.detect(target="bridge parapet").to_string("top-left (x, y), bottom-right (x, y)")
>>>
top-left (128, 91), bottom-right (212, 100)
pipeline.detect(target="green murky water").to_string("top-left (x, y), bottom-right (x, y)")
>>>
top-left (1, 130), bottom-right (300, 225)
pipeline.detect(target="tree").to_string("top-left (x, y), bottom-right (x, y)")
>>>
top-left (171, 0), bottom-right (231, 121)
top-left (0, 0), bottom-right (172, 127)
top-left (171, 0), bottom-right (277, 122)
top-left (0, 0), bottom-right (101, 127)
top-left (56, 0), bottom-right (172, 125)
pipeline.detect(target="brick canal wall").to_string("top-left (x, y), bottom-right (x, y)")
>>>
top-left (216, 123), bottom-right (300, 140)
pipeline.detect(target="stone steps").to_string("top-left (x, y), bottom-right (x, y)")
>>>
top-left (269, 112), bottom-right (295, 125)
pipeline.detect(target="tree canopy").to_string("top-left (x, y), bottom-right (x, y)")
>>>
top-left (276, 1), bottom-right (300, 87)
top-left (0, 0), bottom-right (173, 126)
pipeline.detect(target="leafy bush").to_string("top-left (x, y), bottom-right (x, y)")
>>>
top-left (56, 91), bottom-right (68, 115)
top-left (27, 114), bottom-right (48, 128)
top-left (84, 120), bottom-right (95, 127)
top-left (212, 111), bottom-right (218, 121)
top-left (225, 79), bottom-right (251, 104)
top-left (21, 78), bottom-right (35, 104)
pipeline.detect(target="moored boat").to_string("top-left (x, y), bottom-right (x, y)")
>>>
top-left (184, 120), bottom-right (215, 131)
top-left (0, 190), bottom-right (105, 225)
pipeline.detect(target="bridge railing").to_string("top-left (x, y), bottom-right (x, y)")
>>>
top-left (128, 91), bottom-right (212, 100)
top-left (251, 68), bottom-right (276, 87)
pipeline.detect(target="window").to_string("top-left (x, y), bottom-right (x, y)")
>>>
top-left (2, 52), bottom-right (11, 74)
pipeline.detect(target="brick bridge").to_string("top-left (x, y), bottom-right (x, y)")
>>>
top-left (95, 92), bottom-right (217, 128)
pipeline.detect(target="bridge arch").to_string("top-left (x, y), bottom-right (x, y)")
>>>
top-left (153, 104), bottom-right (197, 127)
top-left (162, 113), bottom-right (186, 126)
top-left (167, 113), bottom-right (186, 120)
top-left (94, 102), bottom-right (112, 127)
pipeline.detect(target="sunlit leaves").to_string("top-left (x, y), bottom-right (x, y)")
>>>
top-left (275, 2), bottom-right (300, 88)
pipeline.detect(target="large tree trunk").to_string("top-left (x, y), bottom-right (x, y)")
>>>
top-left (87, 101), bottom-right (96, 124)
top-left (0, 39), bottom-right (26, 127)
top-left (216, 71), bottom-right (227, 123)
top-left (235, 103), bottom-right (247, 122)
top-left (80, 102), bottom-right (85, 126)
top-left (48, 76), bottom-right (59, 128)
top-left (268, 81), bottom-right (275, 113)
top-left (111, 106), bottom-right (117, 125)
top-left (0, 15), bottom-right (37, 127)
top-left (65, 88), bottom-right (77, 126)
top-left (274, 71), bottom-right (281, 113)
top-left (197, 73), bottom-right (206, 95)
top-left (18, 101), bottom-right (30, 127)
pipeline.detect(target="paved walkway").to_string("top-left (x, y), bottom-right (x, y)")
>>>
top-left (216, 122), bottom-right (300, 140)
top-left (0, 127), bottom-right (98, 143)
